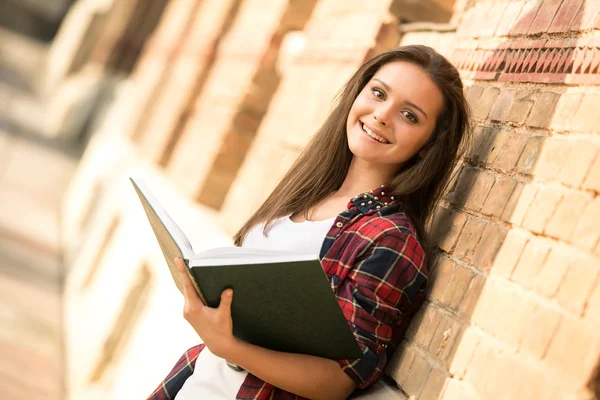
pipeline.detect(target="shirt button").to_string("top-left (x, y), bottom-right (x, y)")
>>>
top-left (336, 222), bottom-right (343, 228)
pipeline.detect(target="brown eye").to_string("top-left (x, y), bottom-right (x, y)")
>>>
top-left (372, 88), bottom-right (385, 100)
top-left (403, 111), bottom-right (418, 123)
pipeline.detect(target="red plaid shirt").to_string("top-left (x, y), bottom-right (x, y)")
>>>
top-left (147, 185), bottom-right (428, 399)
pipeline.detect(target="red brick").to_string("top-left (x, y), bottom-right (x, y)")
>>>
top-left (458, 273), bottom-right (486, 318)
top-left (519, 302), bottom-right (561, 359)
top-left (464, 171), bottom-right (495, 212)
top-left (428, 258), bottom-right (456, 304)
top-left (558, 139), bottom-right (599, 188)
top-left (428, 314), bottom-right (464, 370)
top-left (544, 190), bottom-right (591, 241)
top-left (569, 94), bottom-right (600, 132)
top-left (529, 0), bottom-right (564, 34)
top-left (534, 243), bottom-right (573, 298)
top-left (511, 236), bottom-right (552, 289)
top-left (448, 327), bottom-right (480, 380)
top-left (582, 153), bottom-right (600, 192)
top-left (579, 2), bottom-right (600, 30)
top-left (549, 92), bottom-right (583, 132)
top-left (550, 0), bottom-right (585, 32)
top-left (405, 304), bottom-right (442, 351)
top-left (419, 367), bottom-right (448, 400)
top-left (572, 197), bottom-right (600, 251)
top-left (481, 176), bottom-right (518, 218)
top-left (517, 136), bottom-right (544, 175)
top-left (521, 185), bottom-right (564, 234)
top-left (544, 315), bottom-right (600, 386)
top-left (430, 207), bottom-right (468, 252)
top-left (454, 218), bottom-right (487, 262)
top-left (526, 91), bottom-right (560, 128)
top-left (557, 253), bottom-right (599, 315)
top-left (402, 352), bottom-right (432, 396)
top-left (441, 265), bottom-right (474, 311)
top-left (471, 86), bottom-right (501, 120)
top-left (511, 0), bottom-right (543, 35)
top-left (493, 132), bottom-right (528, 172)
top-left (533, 137), bottom-right (573, 180)
top-left (495, 1), bottom-right (525, 36)
top-left (502, 182), bottom-right (537, 225)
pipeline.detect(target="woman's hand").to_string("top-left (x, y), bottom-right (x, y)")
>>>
top-left (174, 257), bottom-right (236, 359)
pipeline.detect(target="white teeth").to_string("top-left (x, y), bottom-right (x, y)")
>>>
top-left (361, 123), bottom-right (388, 143)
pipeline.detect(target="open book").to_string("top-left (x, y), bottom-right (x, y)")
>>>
top-left (130, 178), bottom-right (361, 360)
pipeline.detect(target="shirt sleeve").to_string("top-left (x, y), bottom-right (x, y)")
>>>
top-left (335, 230), bottom-right (428, 389)
top-left (146, 344), bottom-right (205, 399)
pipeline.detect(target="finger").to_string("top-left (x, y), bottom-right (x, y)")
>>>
top-left (219, 289), bottom-right (233, 311)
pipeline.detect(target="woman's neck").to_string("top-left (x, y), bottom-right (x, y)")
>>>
top-left (335, 157), bottom-right (395, 198)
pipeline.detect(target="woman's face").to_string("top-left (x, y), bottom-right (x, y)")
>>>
top-left (346, 61), bottom-right (444, 169)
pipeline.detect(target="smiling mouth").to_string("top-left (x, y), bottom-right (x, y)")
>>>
top-left (360, 122), bottom-right (390, 144)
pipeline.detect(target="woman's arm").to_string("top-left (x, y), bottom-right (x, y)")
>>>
top-left (225, 338), bottom-right (356, 400)
top-left (174, 258), bottom-right (356, 400)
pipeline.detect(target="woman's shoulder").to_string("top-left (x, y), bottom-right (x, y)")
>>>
top-left (353, 205), bottom-right (419, 241)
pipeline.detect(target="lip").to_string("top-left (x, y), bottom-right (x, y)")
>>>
top-left (360, 121), bottom-right (391, 144)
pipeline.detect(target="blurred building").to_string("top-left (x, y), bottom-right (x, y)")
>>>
top-left (40, 0), bottom-right (600, 398)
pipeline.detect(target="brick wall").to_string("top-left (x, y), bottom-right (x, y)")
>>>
top-left (387, 1), bottom-right (600, 399)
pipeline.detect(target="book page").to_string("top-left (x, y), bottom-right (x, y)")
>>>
top-left (190, 246), bottom-right (316, 267)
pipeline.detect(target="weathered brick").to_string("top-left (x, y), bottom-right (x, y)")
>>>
top-left (465, 85), bottom-right (484, 109)
top-left (495, 1), bottom-right (524, 36)
top-left (491, 132), bottom-right (528, 172)
top-left (483, 126), bottom-right (508, 165)
top-left (428, 313), bottom-right (464, 370)
top-left (471, 86), bottom-right (501, 120)
top-left (549, 0), bottom-right (585, 32)
top-left (462, 334), bottom-right (505, 397)
top-left (449, 166), bottom-right (478, 207)
top-left (572, 197), bottom-right (600, 251)
top-left (405, 304), bottom-right (442, 350)
top-left (490, 228), bottom-right (530, 278)
top-left (519, 302), bottom-right (561, 359)
top-left (510, 0), bottom-right (542, 35)
top-left (526, 91), bottom-right (560, 128)
top-left (506, 93), bottom-right (534, 124)
top-left (489, 89), bottom-right (517, 122)
top-left (402, 352), bottom-right (432, 396)
top-left (582, 152), bottom-right (600, 192)
top-left (430, 207), bottom-right (468, 252)
top-left (556, 253), bottom-right (599, 315)
top-left (544, 190), bottom-right (591, 241)
top-left (428, 258), bottom-right (456, 303)
top-left (521, 185), bottom-right (564, 234)
top-left (464, 171), bottom-right (495, 212)
top-left (441, 265), bottom-right (474, 311)
top-left (467, 125), bottom-right (494, 163)
top-left (549, 92), bottom-right (583, 132)
top-left (558, 139), bottom-right (599, 188)
top-left (511, 236), bottom-right (552, 289)
top-left (387, 344), bottom-right (415, 386)
top-left (441, 379), bottom-right (478, 400)
top-left (448, 327), bottom-right (480, 380)
top-left (544, 315), bottom-right (600, 386)
top-left (532, 137), bottom-right (573, 180)
top-left (458, 273), bottom-right (486, 318)
top-left (481, 176), bottom-right (518, 217)
top-left (584, 282), bottom-right (600, 329)
top-left (454, 218), bottom-right (487, 262)
top-left (472, 223), bottom-right (508, 273)
top-left (502, 182), bottom-right (537, 225)
top-left (528, 0), bottom-right (564, 34)
top-left (534, 243), bottom-right (575, 298)
top-left (419, 367), bottom-right (448, 400)
top-left (473, 279), bottom-right (536, 348)
top-left (517, 136), bottom-right (544, 175)
top-left (569, 93), bottom-right (600, 133)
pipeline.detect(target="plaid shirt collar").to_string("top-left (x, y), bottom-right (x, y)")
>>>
top-left (146, 184), bottom-right (427, 400)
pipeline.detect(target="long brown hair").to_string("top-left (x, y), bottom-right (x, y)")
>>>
top-left (233, 45), bottom-right (471, 257)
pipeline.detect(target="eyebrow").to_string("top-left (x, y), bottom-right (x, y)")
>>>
top-left (372, 78), bottom-right (429, 120)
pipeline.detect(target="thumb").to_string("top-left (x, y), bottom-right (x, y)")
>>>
top-left (220, 289), bottom-right (233, 310)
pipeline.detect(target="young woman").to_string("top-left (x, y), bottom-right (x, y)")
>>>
top-left (148, 45), bottom-right (471, 400)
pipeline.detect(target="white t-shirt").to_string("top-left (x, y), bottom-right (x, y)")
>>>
top-left (175, 214), bottom-right (336, 399)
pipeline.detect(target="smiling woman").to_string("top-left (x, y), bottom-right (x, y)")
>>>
top-left (147, 45), bottom-right (471, 400)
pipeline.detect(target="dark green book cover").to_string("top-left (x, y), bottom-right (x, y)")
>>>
top-left (131, 177), bottom-right (362, 361)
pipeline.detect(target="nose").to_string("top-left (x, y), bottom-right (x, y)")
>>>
top-left (373, 104), bottom-right (393, 126)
